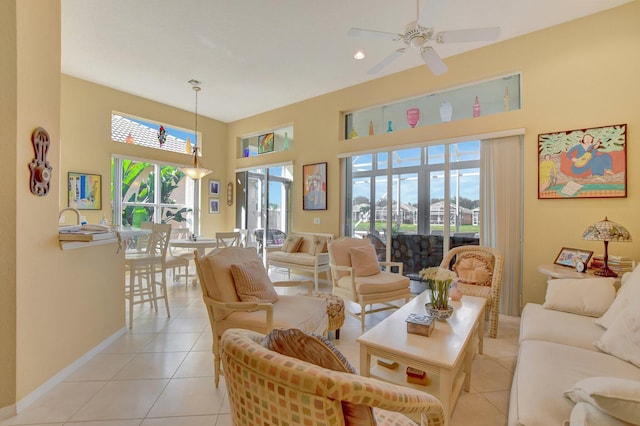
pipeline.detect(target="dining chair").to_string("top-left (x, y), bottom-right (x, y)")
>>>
top-left (327, 237), bottom-right (411, 331)
top-left (234, 228), bottom-right (248, 247)
top-left (124, 222), bottom-right (171, 328)
top-left (168, 227), bottom-right (194, 285)
top-left (216, 231), bottom-right (241, 248)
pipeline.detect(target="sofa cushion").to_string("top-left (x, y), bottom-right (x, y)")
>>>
top-left (268, 251), bottom-right (318, 267)
top-left (595, 265), bottom-right (640, 329)
top-left (308, 235), bottom-right (329, 256)
top-left (569, 402), bottom-right (633, 426)
top-left (594, 305), bottom-right (640, 368)
top-left (511, 340), bottom-right (640, 426)
top-left (519, 303), bottom-right (604, 351)
top-left (230, 260), bottom-right (279, 303)
top-left (349, 245), bottom-right (381, 277)
top-left (543, 277), bottom-right (616, 317)
top-left (262, 328), bottom-right (375, 426)
top-left (281, 235), bottom-right (303, 253)
top-left (452, 252), bottom-right (493, 286)
top-left (564, 377), bottom-right (640, 425)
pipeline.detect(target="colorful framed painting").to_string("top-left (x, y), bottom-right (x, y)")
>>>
top-left (68, 172), bottom-right (102, 210)
top-left (208, 179), bottom-right (220, 196)
top-left (554, 247), bottom-right (593, 268)
top-left (538, 123), bottom-right (627, 199)
top-left (208, 198), bottom-right (220, 214)
top-left (303, 162), bottom-right (327, 210)
top-left (258, 132), bottom-right (275, 154)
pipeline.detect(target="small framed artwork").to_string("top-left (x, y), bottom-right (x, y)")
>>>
top-left (208, 198), bottom-right (220, 214)
top-left (303, 162), bottom-right (327, 210)
top-left (258, 132), bottom-right (274, 154)
top-left (553, 247), bottom-right (593, 268)
top-left (538, 123), bottom-right (627, 199)
top-left (208, 179), bottom-right (220, 196)
top-left (68, 172), bottom-right (102, 210)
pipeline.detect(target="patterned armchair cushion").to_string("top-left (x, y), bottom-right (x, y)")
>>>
top-left (230, 259), bottom-right (279, 303)
top-left (453, 252), bottom-right (494, 286)
top-left (263, 328), bottom-right (376, 426)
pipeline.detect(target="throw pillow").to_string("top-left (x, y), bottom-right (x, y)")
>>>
top-left (229, 260), bottom-right (279, 303)
top-left (281, 235), bottom-right (303, 253)
top-left (543, 277), bottom-right (616, 317)
top-left (595, 266), bottom-right (640, 329)
top-left (593, 305), bottom-right (640, 368)
top-left (453, 252), bottom-right (493, 286)
top-left (349, 245), bottom-right (381, 277)
top-left (263, 328), bottom-right (375, 426)
top-left (308, 235), bottom-right (328, 256)
top-left (564, 376), bottom-right (640, 425)
top-left (570, 402), bottom-right (633, 426)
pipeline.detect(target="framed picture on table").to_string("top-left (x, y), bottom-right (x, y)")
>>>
top-left (554, 247), bottom-right (593, 268)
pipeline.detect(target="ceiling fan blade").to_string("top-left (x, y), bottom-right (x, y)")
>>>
top-left (420, 47), bottom-right (448, 75)
top-left (367, 49), bottom-right (406, 75)
top-left (436, 27), bottom-right (501, 44)
top-left (417, 0), bottom-right (446, 28)
top-left (348, 27), bottom-right (400, 40)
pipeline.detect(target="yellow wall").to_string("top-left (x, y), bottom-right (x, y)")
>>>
top-left (227, 2), bottom-right (640, 306)
top-left (0, 0), bottom-right (18, 411)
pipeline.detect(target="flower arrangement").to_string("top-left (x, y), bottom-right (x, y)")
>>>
top-left (419, 267), bottom-right (458, 310)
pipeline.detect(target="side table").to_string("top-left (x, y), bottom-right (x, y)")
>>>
top-left (538, 263), bottom-right (622, 287)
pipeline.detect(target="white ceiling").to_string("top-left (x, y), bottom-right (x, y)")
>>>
top-left (61, 0), bottom-right (631, 123)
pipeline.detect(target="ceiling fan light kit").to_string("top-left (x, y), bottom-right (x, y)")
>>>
top-left (349, 0), bottom-right (500, 75)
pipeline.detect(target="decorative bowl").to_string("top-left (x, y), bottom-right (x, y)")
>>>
top-left (425, 303), bottom-right (454, 321)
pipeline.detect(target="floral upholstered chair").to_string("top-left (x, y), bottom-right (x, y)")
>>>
top-left (194, 247), bottom-right (328, 387)
top-left (440, 245), bottom-right (504, 338)
top-left (221, 328), bottom-right (446, 426)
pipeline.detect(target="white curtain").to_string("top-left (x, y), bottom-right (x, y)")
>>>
top-left (480, 136), bottom-right (523, 316)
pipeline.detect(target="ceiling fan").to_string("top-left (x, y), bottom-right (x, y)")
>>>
top-left (348, 0), bottom-right (500, 75)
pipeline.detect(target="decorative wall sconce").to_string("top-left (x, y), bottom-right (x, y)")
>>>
top-left (226, 182), bottom-right (234, 206)
top-left (29, 127), bottom-right (53, 196)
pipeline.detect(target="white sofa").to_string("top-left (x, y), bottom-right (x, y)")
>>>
top-left (266, 232), bottom-right (333, 291)
top-left (509, 272), bottom-right (640, 426)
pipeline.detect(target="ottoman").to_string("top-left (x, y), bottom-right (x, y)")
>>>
top-left (310, 292), bottom-right (345, 339)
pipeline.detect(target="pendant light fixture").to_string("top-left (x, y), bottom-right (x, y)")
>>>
top-left (180, 79), bottom-right (212, 180)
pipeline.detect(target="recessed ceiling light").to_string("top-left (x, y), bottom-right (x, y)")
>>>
top-left (353, 50), bottom-right (366, 60)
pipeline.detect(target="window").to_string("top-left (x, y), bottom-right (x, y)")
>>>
top-left (111, 157), bottom-right (196, 229)
top-left (111, 112), bottom-right (196, 155)
top-left (346, 141), bottom-right (480, 263)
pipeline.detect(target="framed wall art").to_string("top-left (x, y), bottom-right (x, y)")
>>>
top-left (209, 198), bottom-right (220, 214)
top-left (538, 123), bottom-right (627, 199)
top-left (554, 247), bottom-right (593, 268)
top-left (303, 162), bottom-right (327, 210)
top-left (208, 179), bottom-right (220, 196)
top-left (258, 132), bottom-right (274, 154)
top-left (68, 172), bottom-right (102, 210)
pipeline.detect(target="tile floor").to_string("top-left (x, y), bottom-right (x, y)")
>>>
top-left (1, 270), bottom-right (520, 426)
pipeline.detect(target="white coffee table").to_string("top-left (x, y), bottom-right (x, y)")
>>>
top-left (357, 292), bottom-right (485, 423)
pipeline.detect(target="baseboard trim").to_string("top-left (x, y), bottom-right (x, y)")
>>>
top-left (0, 403), bottom-right (17, 421)
top-left (15, 326), bottom-right (127, 413)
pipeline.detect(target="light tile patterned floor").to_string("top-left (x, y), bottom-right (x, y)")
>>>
top-left (1, 269), bottom-right (519, 426)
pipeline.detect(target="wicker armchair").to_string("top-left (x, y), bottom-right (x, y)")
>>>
top-left (221, 329), bottom-right (446, 426)
top-left (440, 245), bottom-right (504, 338)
